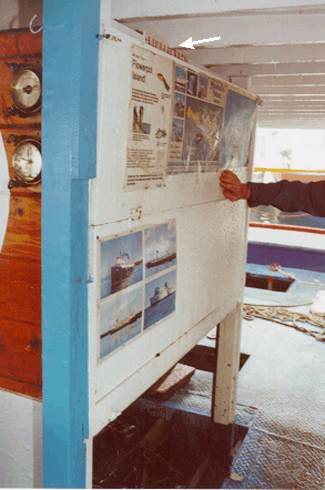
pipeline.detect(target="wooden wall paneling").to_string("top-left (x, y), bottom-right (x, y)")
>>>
top-left (0, 30), bottom-right (42, 59)
top-left (0, 375), bottom-right (42, 399)
top-left (0, 254), bottom-right (41, 323)
top-left (0, 317), bottom-right (41, 385)
top-left (0, 30), bottom-right (41, 399)
top-left (1, 192), bottom-right (41, 257)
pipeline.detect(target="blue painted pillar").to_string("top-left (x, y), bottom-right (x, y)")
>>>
top-left (42, 1), bottom-right (100, 487)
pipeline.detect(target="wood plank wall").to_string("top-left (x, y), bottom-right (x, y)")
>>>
top-left (0, 29), bottom-right (42, 398)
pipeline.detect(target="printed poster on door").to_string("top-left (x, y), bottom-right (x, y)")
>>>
top-left (219, 90), bottom-right (257, 168)
top-left (125, 46), bottom-right (174, 190)
top-left (168, 65), bottom-right (227, 175)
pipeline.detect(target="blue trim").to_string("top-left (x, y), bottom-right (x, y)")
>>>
top-left (247, 242), bottom-right (325, 273)
top-left (42, 1), bottom-right (99, 487)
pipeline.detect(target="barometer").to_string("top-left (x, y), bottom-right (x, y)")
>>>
top-left (11, 68), bottom-right (41, 114)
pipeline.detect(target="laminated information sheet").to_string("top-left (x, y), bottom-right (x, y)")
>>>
top-left (125, 46), bottom-right (173, 189)
top-left (167, 65), bottom-right (226, 175)
top-left (125, 45), bottom-right (257, 190)
top-left (219, 90), bottom-right (257, 168)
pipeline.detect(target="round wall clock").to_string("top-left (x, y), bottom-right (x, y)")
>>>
top-left (12, 139), bottom-right (42, 184)
top-left (11, 68), bottom-right (41, 114)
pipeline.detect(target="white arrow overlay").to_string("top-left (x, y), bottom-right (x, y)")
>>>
top-left (179, 35), bottom-right (221, 49)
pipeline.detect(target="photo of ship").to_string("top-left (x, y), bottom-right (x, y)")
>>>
top-left (101, 231), bottom-right (143, 299)
top-left (100, 311), bottom-right (142, 338)
top-left (144, 269), bottom-right (176, 329)
top-left (100, 286), bottom-right (143, 358)
top-left (111, 252), bottom-right (143, 294)
top-left (146, 250), bottom-right (177, 270)
top-left (144, 221), bottom-right (177, 278)
top-left (150, 281), bottom-right (174, 307)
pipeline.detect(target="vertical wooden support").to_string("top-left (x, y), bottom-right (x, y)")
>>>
top-left (213, 303), bottom-right (242, 425)
top-left (42, 1), bottom-right (99, 487)
top-left (210, 303), bottom-right (242, 477)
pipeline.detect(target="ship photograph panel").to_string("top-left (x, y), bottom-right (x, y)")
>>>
top-left (100, 286), bottom-right (143, 359)
top-left (144, 269), bottom-right (176, 329)
top-left (100, 231), bottom-right (143, 299)
top-left (144, 220), bottom-right (176, 278)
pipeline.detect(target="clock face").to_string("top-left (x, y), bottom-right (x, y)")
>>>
top-left (12, 140), bottom-right (42, 184)
top-left (11, 68), bottom-right (41, 113)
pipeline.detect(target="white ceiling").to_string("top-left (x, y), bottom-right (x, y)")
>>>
top-left (111, 0), bottom-right (325, 129)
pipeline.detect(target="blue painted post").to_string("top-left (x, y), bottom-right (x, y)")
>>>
top-left (42, 1), bottom-right (100, 487)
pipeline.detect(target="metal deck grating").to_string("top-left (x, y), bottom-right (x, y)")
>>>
top-left (223, 425), bottom-right (325, 489)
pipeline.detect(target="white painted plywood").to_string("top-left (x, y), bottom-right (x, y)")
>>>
top-left (0, 390), bottom-right (42, 488)
top-left (112, 0), bottom-right (325, 20)
top-left (121, 12), bottom-right (325, 48)
top-left (89, 23), bottom-right (257, 436)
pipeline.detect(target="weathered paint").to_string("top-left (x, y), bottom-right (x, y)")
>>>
top-left (89, 22), bottom-right (257, 438)
top-left (213, 303), bottom-right (242, 425)
top-left (42, 0), bottom-right (99, 487)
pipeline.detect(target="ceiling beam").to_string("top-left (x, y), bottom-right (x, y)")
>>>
top-left (258, 121), bottom-right (325, 128)
top-left (188, 43), bottom-right (325, 66)
top-left (258, 117), bottom-right (325, 120)
top-left (260, 110), bottom-right (325, 114)
top-left (259, 122), bottom-right (325, 128)
top-left (252, 74), bottom-right (325, 86)
top-left (262, 100), bottom-right (325, 105)
top-left (209, 62), bottom-right (325, 77)
top-left (261, 105), bottom-right (325, 109)
top-left (259, 113), bottom-right (325, 118)
top-left (121, 12), bottom-right (325, 47)
top-left (259, 125), bottom-right (325, 129)
top-left (261, 94), bottom-right (325, 99)
top-left (112, 1), bottom-right (325, 20)
top-left (255, 85), bottom-right (325, 94)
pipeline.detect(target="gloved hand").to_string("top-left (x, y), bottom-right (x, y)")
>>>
top-left (219, 170), bottom-right (251, 202)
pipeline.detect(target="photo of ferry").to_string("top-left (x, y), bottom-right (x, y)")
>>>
top-left (100, 286), bottom-right (143, 358)
top-left (144, 221), bottom-right (177, 278)
top-left (101, 231), bottom-right (143, 298)
top-left (144, 269), bottom-right (176, 329)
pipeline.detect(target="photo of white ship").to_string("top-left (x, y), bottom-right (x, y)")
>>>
top-left (100, 231), bottom-right (143, 299)
top-left (144, 269), bottom-right (176, 329)
top-left (144, 221), bottom-right (176, 278)
top-left (100, 286), bottom-right (143, 358)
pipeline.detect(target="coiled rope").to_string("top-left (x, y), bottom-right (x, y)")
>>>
top-left (243, 304), bottom-right (325, 342)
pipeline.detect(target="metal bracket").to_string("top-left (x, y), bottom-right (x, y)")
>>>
top-left (96, 32), bottom-right (122, 43)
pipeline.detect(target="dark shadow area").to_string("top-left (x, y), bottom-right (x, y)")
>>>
top-left (245, 272), bottom-right (294, 292)
top-left (181, 344), bottom-right (249, 373)
top-left (93, 406), bottom-right (248, 489)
